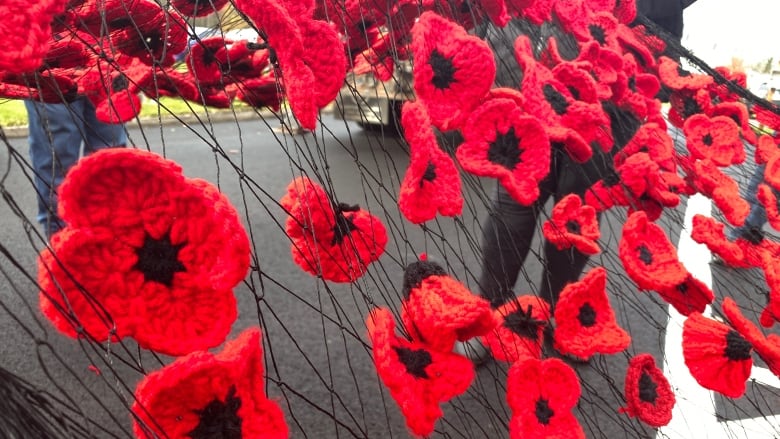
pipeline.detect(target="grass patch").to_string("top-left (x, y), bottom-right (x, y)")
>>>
top-left (0, 100), bottom-right (29, 127)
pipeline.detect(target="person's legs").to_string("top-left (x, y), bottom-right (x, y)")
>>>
top-left (81, 97), bottom-right (127, 152)
top-left (25, 99), bottom-right (87, 238)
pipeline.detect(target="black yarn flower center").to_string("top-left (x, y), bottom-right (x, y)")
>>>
top-left (503, 305), bottom-right (545, 339)
top-left (739, 226), bottom-right (764, 244)
top-left (638, 371), bottom-right (658, 403)
top-left (331, 203), bottom-right (360, 246)
top-left (112, 74), bottom-right (129, 92)
top-left (488, 127), bottom-right (521, 170)
top-left (677, 66), bottom-right (692, 77)
top-left (588, 24), bottom-right (607, 46)
top-left (724, 330), bottom-right (752, 361)
top-left (535, 398), bottom-right (554, 425)
top-left (134, 232), bottom-right (186, 287)
top-left (603, 170), bottom-right (621, 187)
top-left (681, 97), bottom-right (702, 119)
top-left (628, 76), bottom-right (637, 92)
top-left (394, 346), bottom-right (432, 379)
top-left (402, 260), bottom-right (446, 298)
top-left (543, 84), bottom-right (570, 115)
top-left (188, 385), bottom-right (243, 439)
top-left (702, 133), bottom-right (713, 146)
top-left (577, 302), bottom-right (597, 327)
top-left (637, 245), bottom-right (653, 265)
top-left (565, 220), bottom-right (581, 234)
top-left (421, 161), bottom-right (436, 187)
top-left (429, 49), bottom-right (456, 90)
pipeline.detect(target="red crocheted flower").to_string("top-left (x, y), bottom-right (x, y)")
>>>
top-left (400, 258), bottom-right (494, 351)
top-left (619, 353), bottom-right (675, 428)
top-left (139, 68), bottom-right (199, 103)
top-left (542, 194), bottom-right (601, 255)
top-left (611, 53), bottom-right (662, 123)
top-left (689, 159), bottom-right (750, 227)
top-left (553, 267), bottom-right (630, 360)
top-left (723, 297), bottom-right (780, 376)
top-left (171, 0), bottom-right (228, 16)
top-left (690, 214), bottom-right (750, 268)
top-left (410, 11), bottom-right (495, 130)
top-left (0, 0), bottom-right (68, 73)
top-left (234, 74), bottom-right (282, 110)
top-left (613, 122), bottom-right (676, 172)
top-left (81, 58), bottom-right (152, 123)
top-left (0, 71), bottom-right (78, 103)
top-left (481, 295), bottom-right (551, 363)
top-left (668, 90), bottom-right (705, 128)
top-left (187, 38), bottom-right (270, 85)
top-left (709, 101), bottom-right (757, 146)
top-left (132, 328), bottom-right (288, 438)
top-left (683, 114), bottom-right (744, 167)
top-left (619, 211), bottom-right (687, 291)
top-left (457, 98), bottom-right (551, 206)
top-left (758, 184), bottom-right (780, 231)
top-left (507, 357), bottom-right (585, 439)
top-left (653, 273), bottom-right (714, 316)
top-left (109, 0), bottom-right (188, 67)
top-left (682, 312), bottom-right (753, 398)
top-left (366, 307), bottom-right (475, 437)
top-left (399, 101), bottom-right (463, 224)
top-left (658, 56), bottom-right (714, 91)
top-left (38, 149), bottom-right (250, 356)
top-left (755, 134), bottom-right (780, 165)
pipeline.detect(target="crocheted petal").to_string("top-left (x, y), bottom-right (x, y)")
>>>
top-left (723, 298), bottom-right (780, 377)
top-left (171, 0), bottom-right (229, 16)
top-left (300, 19), bottom-right (348, 108)
top-left (619, 211), bottom-right (687, 290)
top-left (621, 353), bottom-right (675, 428)
top-left (654, 273), bottom-right (714, 316)
top-left (757, 184), bottom-right (780, 231)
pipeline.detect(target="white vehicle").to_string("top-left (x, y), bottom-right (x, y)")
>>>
top-left (335, 62), bottom-right (414, 131)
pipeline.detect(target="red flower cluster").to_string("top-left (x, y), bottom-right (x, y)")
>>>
top-left (542, 194), bottom-right (601, 255)
top-left (38, 149), bottom-right (250, 356)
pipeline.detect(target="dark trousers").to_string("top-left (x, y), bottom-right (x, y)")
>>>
top-left (477, 147), bottom-right (613, 309)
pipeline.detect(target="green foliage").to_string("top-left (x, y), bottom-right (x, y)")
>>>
top-left (0, 100), bottom-right (29, 128)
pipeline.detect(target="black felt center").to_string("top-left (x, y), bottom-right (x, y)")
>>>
top-left (188, 385), bottom-right (243, 439)
top-left (134, 232), bottom-right (186, 287)
top-left (394, 346), bottom-right (432, 379)
top-left (503, 305), bottom-right (545, 339)
top-left (331, 203), bottom-right (360, 246)
top-left (543, 84), bottom-right (570, 115)
top-left (487, 127), bottom-right (522, 170)
top-left (702, 133), bottom-right (713, 146)
top-left (111, 74), bottom-right (129, 92)
top-left (682, 97), bottom-right (702, 119)
top-left (676, 281), bottom-right (688, 294)
top-left (637, 245), bottom-right (653, 265)
top-left (421, 161), bottom-right (436, 187)
top-left (638, 371), bottom-right (658, 403)
top-left (402, 260), bottom-right (446, 298)
top-left (565, 220), bottom-right (581, 234)
top-left (429, 49), bottom-right (456, 90)
top-left (628, 76), bottom-right (637, 92)
top-left (724, 330), bottom-right (752, 361)
top-left (577, 302), bottom-right (597, 327)
top-left (535, 398), bottom-right (554, 425)
top-left (588, 24), bottom-right (607, 45)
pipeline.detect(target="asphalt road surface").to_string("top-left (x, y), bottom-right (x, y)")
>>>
top-left (0, 112), bottom-right (778, 438)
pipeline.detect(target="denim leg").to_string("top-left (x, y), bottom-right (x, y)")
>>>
top-left (25, 99), bottom-right (87, 237)
top-left (81, 97), bottom-right (127, 152)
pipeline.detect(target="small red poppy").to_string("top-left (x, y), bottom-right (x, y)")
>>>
top-left (542, 194), bottom-right (601, 255)
top-left (584, 173), bottom-right (630, 213)
top-left (366, 307), bottom-right (475, 437)
top-left (400, 258), bottom-right (494, 351)
top-left (709, 101), bottom-right (757, 146)
top-left (683, 114), bottom-right (744, 167)
top-left (690, 214), bottom-right (751, 268)
top-left (653, 273), bottom-right (714, 316)
top-left (758, 184), bottom-right (780, 231)
top-left (132, 327), bottom-right (288, 438)
top-left (186, 37), bottom-right (243, 85)
top-left (506, 357), bottom-right (585, 439)
top-left (616, 152), bottom-right (681, 217)
top-left (553, 267), bottom-right (630, 360)
top-left (171, 0), bottom-right (229, 17)
top-left (81, 59), bottom-right (151, 123)
top-left (619, 353), bottom-right (675, 428)
top-left (658, 56), bottom-right (714, 91)
top-left (613, 123), bottom-right (676, 172)
top-left (755, 134), bottom-right (780, 165)
top-left (109, 0), bottom-right (188, 67)
top-left (234, 74), bottom-right (282, 110)
top-left (399, 101), bottom-right (463, 224)
top-left (457, 97), bottom-right (551, 206)
top-left (722, 297), bottom-right (780, 376)
top-left (682, 312), bottom-right (753, 398)
top-left (410, 11), bottom-right (496, 130)
top-left (619, 211), bottom-right (687, 291)
top-left (481, 295), bottom-right (551, 363)
top-left (38, 149), bottom-right (250, 356)
top-left (573, 42), bottom-right (624, 101)
top-left (689, 159), bottom-right (750, 228)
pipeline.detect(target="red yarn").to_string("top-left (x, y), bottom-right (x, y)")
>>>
top-left (755, 134), bottom-right (780, 165)
top-left (722, 297), bottom-right (780, 376)
top-left (690, 214), bottom-right (750, 268)
top-left (653, 273), bottom-right (714, 316)
top-left (481, 295), bottom-right (551, 362)
top-left (757, 184), bottom-right (780, 231)
top-left (682, 312), bottom-right (752, 398)
top-left (683, 114), bottom-right (744, 167)
top-left (0, 0), bottom-right (68, 73)
top-left (108, 0), bottom-right (188, 67)
top-left (410, 11), bottom-right (495, 131)
top-left (506, 357), bottom-right (585, 439)
top-left (457, 97), bottom-right (551, 206)
top-left (553, 267), bottom-right (631, 360)
top-left (132, 328), bottom-right (288, 438)
top-left (619, 353), bottom-right (675, 427)
top-left (367, 308), bottom-right (475, 437)
top-left (399, 101), bottom-right (463, 224)
top-left (613, 123), bottom-right (676, 172)
top-left (658, 56), bottom-right (714, 91)
top-left (38, 149), bottom-right (250, 356)
top-left (542, 194), bottom-right (601, 255)
top-left (619, 211), bottom-right (687, 291)
top-left (171, 0), bottom-right (228, 17)
top-left (689, 159), bottom-right (750, 227)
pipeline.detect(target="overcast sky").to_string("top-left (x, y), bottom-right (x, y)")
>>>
top-left (682, 0), bottom-right (780, 67)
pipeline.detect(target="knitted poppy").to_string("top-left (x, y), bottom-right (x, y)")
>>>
top-left (139, 68), bottom-right (199, 102)
top-left (84, 61), bottom-right (151, 123)
top-left (572, 42), bottom-right (624, 101)
top-left (366, 307), bottom-right (475, 437)
top-left (653, 273), bottom-right (714, 316)
top-left (690, 214), bottom-right (751, 268)
top-left (616, 153), bottom-right (681, 217)
top-left (722, 297), bottom-right (780, 376)
top-left (299, 18), bottom-right (348, 108)
top-left (553, 267), bottom-right (630, 360)
top-left (757, 184), bottom-right (780, 231)
top-left (38, 149), bottom-right (250, 356)
top-left (517, 0), bottom-right (554, 24)
top-left (584, 169), bottom-right (630, 213)
top-left (400, 258), bottom-right (494, 352)
top-left (0, 71), bottom-right (78, 103)
top-left (542, 194), bottom-right (601, 255)
top-left (709, 101), bottom-right (757, 146)
top-left (198, 84), bottom-right (237, 108)
top-left (569, 11), bottom-right (621, 53)
top-left (481, 295), bottom-right (551, 363)
top-left (69, 0), bottom-right (139, 34)
top-left (234, 74), bottom-right (282, 110)
top-left (171, 0), bottom-right (228, 17)
top-left (611, 53), bottom-right (662, 123)
top-left (186, 37), bottom-right (234, 84)
top-left (398, 101), bottom-right (463, 224)
top-left (109, 0), bottom-right (188, 67)
top-left (754, 134), bottom-right (779, 165)
top-left (657, 56), bottom-right (714, 91)
top-left (619, 353), bottom-right (675, 428)
top-left (682, 312), bottom-right (753, 398)
top-left (410, 11), bottom-right (495, 130)
top-left (132, 328), bottom-right (287, 438)
top-left (506, 357), bottom-right (585, 439)
top-left (668, 89), bottom-right (704, 128)
top-left (0, 0), bottom-right (67, 74)
top-left (613, 123), bottom-right (676, 172)
top-left (552, 61), bottom-right (599, 104)
top-left (619, 211), bottom-right (687, 291)
top-left (456, 98), bottom-right (551, 206)
top-left (682, 114), bottom-right (744, 167)
top-left (280, 176), bottom-right (334, 241)
top-left (689, 159), bottom-right (749, 227)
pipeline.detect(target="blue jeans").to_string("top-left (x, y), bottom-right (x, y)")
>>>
top-left (25, 97), bottom-right (127, 237)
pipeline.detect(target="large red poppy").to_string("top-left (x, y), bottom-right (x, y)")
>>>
top-left (38, 149), bottom-right (250, 356)
top-left (553, 267), bottom-right (630, 360)
top-left (682, 312), bottom-right (753, 398)
top-left (399, 100), bottom-right (463, 224)
top-left (410, 11), bottom-right (495, 131)
top-left (507, 357), bottom-right (585, 439)
top-left (542, 194), bottom-right (601, 255)
top-left (619, 211), bottom-right (687, 291)
top-left (722, 297), bottom-right (780, 375)
top-left (132, 328), bottom-right (288, 438)
top-left (481, 295), bottom-right (551, 363)
top-left (619, 353), bottom-right (675, 428)
top-left (683, 114), bottom-right (744, 167)
top-left (367, 307), bottom-right (475, 437)
top-left (457, 97), bottom-right (551, 206)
